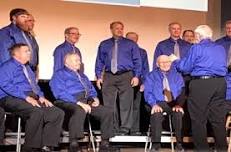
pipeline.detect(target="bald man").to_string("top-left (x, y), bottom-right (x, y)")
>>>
top-left (144, 55), bottom-right (185, 152)
top-left (50, 53), bottom-right (114, 152)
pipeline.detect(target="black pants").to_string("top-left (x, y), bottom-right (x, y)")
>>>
top-left (150, 102), bottom-right (183, 143)
top-left (0, 106), bottom-right (4, 142)
top-left (55, 101), bottom-right (113, 142)
top-left (188, 78), bottom-right (227, 151)
top-left (102, 71), bottom-right (134, 132)
top-left (0, 96), bottom-right (64, 148)
top-left (131, 86), bottom-right (142, 133)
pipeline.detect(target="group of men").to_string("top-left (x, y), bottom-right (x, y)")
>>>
top-left (0, 7), bottom-right (231, 152)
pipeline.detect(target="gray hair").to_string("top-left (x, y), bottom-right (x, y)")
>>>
top-left (194, 25), bottom-right (213, 41)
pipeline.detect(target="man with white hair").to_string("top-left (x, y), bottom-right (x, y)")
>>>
top-left (50, 53), bottom-right (114, 152)
top-left (144, 55), bottom-right (185, 152)
top-left (170, 25), bottom-right (227, 151)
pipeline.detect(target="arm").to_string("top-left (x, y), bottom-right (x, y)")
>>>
top-left (144, 73), bottom-right (158, 106)
top-left (49, 72), bottom-right (76, 102)
top-left (153, 44), bottom-right (162, 69)
top-left (53, 47), bottom-right (64, 72)
top-left (95, 44), bottom-right (105, 79)
top-left (131, 43), bottom-right (142, 78)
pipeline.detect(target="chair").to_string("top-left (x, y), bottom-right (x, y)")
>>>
top-left (4, 112), bottom-right (22, 152)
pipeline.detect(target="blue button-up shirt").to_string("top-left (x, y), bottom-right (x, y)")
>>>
top-left (0, 58), bottom-right (44, 100)
top-left (144, 67), bottom-right (184, 106)
top-left (0, 23), bottom-right (39, 69)
top-left (140, 47), bottom-right (149, 83)
top-left (53, 41), bottom-right (82, 72)
top-left (174, 39), bottom-right (227, 76)
top-left (216, 36), bottom-right (231, 100)
top-left (49, 67), bottom-right (97, 103)
top-left (215, 36), bottom-right (231, 59)
top-left (153, 37), bottom-right (192, 69)
top-left (95, 37), bottom-right (142, 79)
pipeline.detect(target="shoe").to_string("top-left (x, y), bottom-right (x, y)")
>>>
top-left (150, 143), bottom-right (160, 152)
top-left (69, 140), bottom-right (82, 152)
top-left (175, 143), bottom-right (185, 152)
top-left (41, 146), bottom-right (54, 152)
top-left (115, 129), bottom-right (129, 136)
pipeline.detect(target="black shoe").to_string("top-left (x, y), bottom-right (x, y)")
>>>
top-left (175, 143), bottom-right (184, 152)
top-left (41, 146), bottom-right (54, 152)
top-left (150, 142), bottom-right (160, 152)
top-left (69, 140), bottom-right (82, 152)
top-left (115, 129), bottom-right (129, 136)
top-left (22, 146), bottom-right (41, 152)
top-left (150, 147), bottom-right (159, 152)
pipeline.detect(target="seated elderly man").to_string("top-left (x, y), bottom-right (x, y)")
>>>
top-left (0, 43), bottom-right (64, 152)
top-left (49, 52), bottom-right (114, 152)
top-left (144, 55), bottom-right (185, 152)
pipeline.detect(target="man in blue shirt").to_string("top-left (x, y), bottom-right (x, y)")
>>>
top-left (216, 20), bottom-right (231, 114)
top-left (0, 43), bottom-right (64, 152)
top-left (95, 21), bottom-right (142, 135)
top-left (53, 27), bottom-right (82, 72)
top-left (0, 8), bottom-right (39, 73)
top-left (126, 32), bottom-right (149, 135)
top-left (145, 55), bottom-right (185, 152)
top-left (153, 22), bottom-right (191, 69)
top-left (170, 25), bottom-right (227, 151)
top-left (50, 53), bottom-right (114, 152)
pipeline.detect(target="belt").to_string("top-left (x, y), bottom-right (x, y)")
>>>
top-left (192, 76), bottom-right (223, 80)
top-left (106, 70), bottom-right (131, 75)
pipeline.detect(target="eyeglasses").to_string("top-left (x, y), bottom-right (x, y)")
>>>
top-left (68, 33), bottom-right (81, 36)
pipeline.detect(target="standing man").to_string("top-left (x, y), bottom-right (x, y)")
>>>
top-left (126, 32), bottom-right (149, 135)
top-left (153, 22), bottom-right (191, 69)
top-left (95, 21), bottom-right (142, 135)
top-left (182, 30), bottom-right (195, 44)
top-left (0, 43), bottom-right (64, 152)
top-left (0, 8), bottom-right (39, 73)
top-left (216, 20), bottom-right (231, 115)
top-left (170, 25), bottom-right (227, 151)
top-left (53, 27), bottom-right (82, 72)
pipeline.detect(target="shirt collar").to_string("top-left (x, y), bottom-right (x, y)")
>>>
top-left (64, 40), bottom-right (75, 47)
top-left (200, 38), bottom-right (212, 43)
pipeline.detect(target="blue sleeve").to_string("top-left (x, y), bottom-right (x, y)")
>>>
top-left (49, 72), bottom-right (76, 102)
top-left (28, 67), bottom-right (44, 97)
top-left (141, 50), bottom-right (150, 82)
top-left (153, 44), bottom-right (162, 69)
top-left (132, 43), bottom-right (142, 77)
top-left (0, 66), bottom-right (27, 99)
top-left (175, 45), bottom-right (197, 74)
top-left (0, 32), bottom-right (13, 65)
top-left (53, 47), bottom-right (64, 72)
top-left (95, 43), bottom-right (105, 79)
top-left (144, 73), bottom-right (157, 106)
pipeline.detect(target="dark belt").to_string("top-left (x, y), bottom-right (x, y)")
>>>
top-left (192, 76), bottom-right (223, 80)
top-left (106, 70), bottom-right (131, 75)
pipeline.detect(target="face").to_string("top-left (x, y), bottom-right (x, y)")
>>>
top-left (111, 23), bottom-right (124, 38)
top-left (126, 33), bottom-right (138, 43)
top-left (169, 23), bottom-right (182, 39)
top-left (14, 46), bottom-right (31, 64)
top-left (66, 54), bottom-right (81, 71)
top-left (157, 56), bottom-right (172, 72)
top-left (26, 15), bottom-right (35, 31)
top-left (65, 28), bottom-right (81, 44)
top-left (194, 32), bottom-right (201, 43)
top-left (183, 31), bottom-right (195, 43)
top-left (226, 23), bottom-right (231, 38)
top-left (13, 14), bottom-right (29, 31)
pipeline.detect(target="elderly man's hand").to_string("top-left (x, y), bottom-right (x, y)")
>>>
top-left (91, 97), bottom-right (100, 107)
top-left (26, 96), bottom-right (41, 108)
top-left (131, 77), bottom-right (139, 87)
top-left (39, 97), bottom-right (53, 107)
top-left (151, 104), bottom-right (163, 114)
top-left (96, 78), bottom-right (103, 90)
top-left (77, 102), bottom-right (91, 113)
top-left (172, 105), bottom-right (184, 114)
top-left (169, 54), bottom-right (178, 62)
